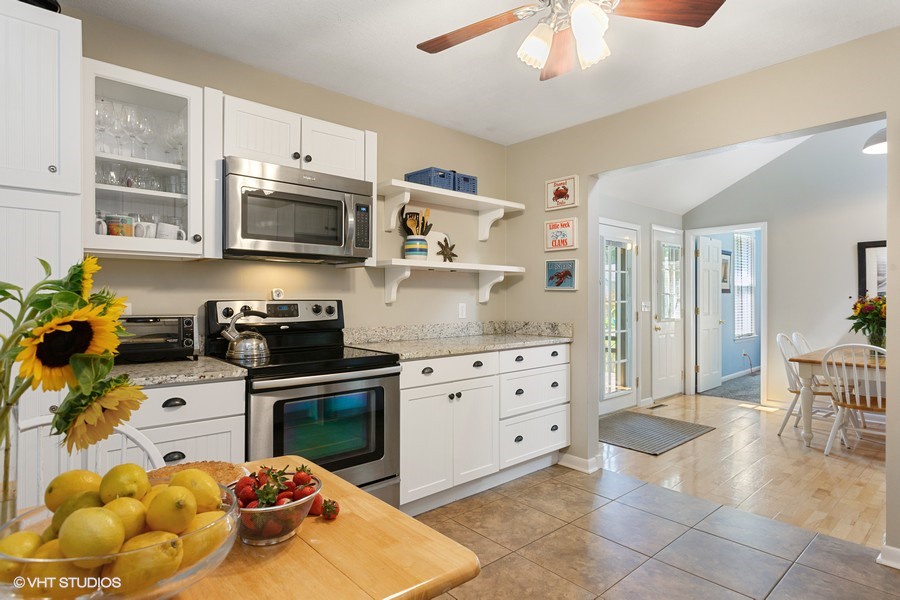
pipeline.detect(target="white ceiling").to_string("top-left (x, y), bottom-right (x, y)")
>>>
top-left (65, 0), bottom-right (900, 145)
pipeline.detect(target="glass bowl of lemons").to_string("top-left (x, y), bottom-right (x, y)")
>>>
top-left (0, 464), bottom-right (239, 599)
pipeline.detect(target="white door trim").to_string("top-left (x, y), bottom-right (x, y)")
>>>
top-left (684, 223), bottom-right (768, 404)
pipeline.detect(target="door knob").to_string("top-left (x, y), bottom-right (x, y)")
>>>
top-left (654, 326), bottom-right (662, 331)
top-left (719, 320), bottom-right (725, 325)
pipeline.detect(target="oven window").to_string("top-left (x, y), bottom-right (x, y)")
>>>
top-left (242, 188), bottom-right (343, 246)
top-left (274, 389), bottom-right (384, 472)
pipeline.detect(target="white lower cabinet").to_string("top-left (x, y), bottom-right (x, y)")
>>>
top-left (141, 416), bottom-right (245, 466)
top-left (499, 404), bottom-right (570, 469)
top-left (400, 377), bottom-right (498, 504)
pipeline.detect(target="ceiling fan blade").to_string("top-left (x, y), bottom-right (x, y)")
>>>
top-left (540, 27), bottom-right (576, 81)
top-left (417, 5), bottom-right (540, 54)
top-left (614, 0), bottom-right (726, 28)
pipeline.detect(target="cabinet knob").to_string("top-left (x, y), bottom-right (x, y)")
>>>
top-left (422, 367), bottom-right (434, 375)
top-left (455, 392), bottom-right (462, 399)
top-left (162, 397), bottom-right (187, 408)
top-left (473, 360), bottom-right (483, 368)
top-left (551, 424), bottom-right (559, 432)
top-left (448, 394), bottom-right (454, 400)
top-left (515, 355), bottom-right (524, 362)
top-left (304, 154), bottom-right (313, 163)
top-left (515, 389), bottom-right (524, 396)
top-left (192, 234), bottom-right (202, 243)
top-left (514, 435), bottom-right (524, 443)
top-left (551, 382), bottom-right (559, 388)
top-left (292, 151), bottom-right (302, 160)
top-left (163, 451), bottom-right (186, 463)
top-left (551, 350), bottom-right (559, 357)
top-left (48, 165), bottom-right (57, 173)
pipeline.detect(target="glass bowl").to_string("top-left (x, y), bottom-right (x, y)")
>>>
top-left (0, 480), bottom-right (238, 599)
top-left (237, 476), bottom-right (321, 546)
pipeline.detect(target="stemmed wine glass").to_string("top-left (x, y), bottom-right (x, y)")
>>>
top-left (164, 119), bottom-right (186, 165)
top-left (122, 105), bottom-right (143, 158)
top-left (136, 114), bottom-right (157, 160)
top-left (94, 98), bottom-right (114, 153)
top-left (107, 103), bottom-right (127, 156)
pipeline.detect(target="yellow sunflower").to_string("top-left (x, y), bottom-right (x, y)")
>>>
top-left (16, 304), bottom-right (120, 392)
top-left (63, 382), bottom-right (146, 453)
top-left (79, 256), bottom-right (101, 299)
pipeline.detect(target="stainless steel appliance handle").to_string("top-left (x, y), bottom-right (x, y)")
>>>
top-left (251, 365), bottom-right (402, 391)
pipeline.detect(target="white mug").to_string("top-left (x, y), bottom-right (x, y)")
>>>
top-left (94, 218), bottom-right (107, 235)
top-left (156, 221), bottom-right (186, 240)
top-left (134, 221), bottom-right (157, 238)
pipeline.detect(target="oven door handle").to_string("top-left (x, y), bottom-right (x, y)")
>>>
top-left (251, 365), bottom-right (402, 391)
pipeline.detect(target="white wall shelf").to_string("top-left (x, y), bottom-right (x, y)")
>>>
top-left (375, 259), bottom-right (525, 304)
top-left (378, 179), bottom-right (524, 242)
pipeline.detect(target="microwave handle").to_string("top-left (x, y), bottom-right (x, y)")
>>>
top-left (251, 365), bottom-right (401, 391)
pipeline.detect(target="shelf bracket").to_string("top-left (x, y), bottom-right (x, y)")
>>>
top-left (478, 272), bottom-right (505, 304)
top-left (383, 190), bottom-right (411, 233)
top-left (478, 207), bottom-right (505, 241)
top-left (383, 266), bottom-right (412, 304)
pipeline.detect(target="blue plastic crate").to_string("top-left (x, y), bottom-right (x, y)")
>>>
top-left (405, 167), bottom-right (454, 190)
top-left (454, 172), bottom-right (478, 195)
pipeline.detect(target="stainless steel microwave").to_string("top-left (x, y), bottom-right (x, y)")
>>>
top-left (223, 156), bottom-right (373, 263)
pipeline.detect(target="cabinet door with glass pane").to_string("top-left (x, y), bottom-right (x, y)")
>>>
top-left (82, 59), bottom-right (205, 258)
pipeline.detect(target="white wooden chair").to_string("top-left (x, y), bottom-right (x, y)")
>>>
top-left (820, 344), bottom-right (887, 456)
top-left (776, 333), bottom-right (835, 436)
top-left (791, 332), bottom-right (813, 355)
top-left (19, 415), bottom-right (165, 506)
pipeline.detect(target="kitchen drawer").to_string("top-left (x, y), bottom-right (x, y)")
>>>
top-left (400, 352), bottom-right (499, 389)
top-left (499, 344), bottom-right (569, 373)
top-left (131, 380), bottom-right (245, 429)
top-left (499, 404), bottom-right (569, 469)
top-left (142, 415), bottom-right (246, 466)
top-left (500, 365), bottom-right (569, 419)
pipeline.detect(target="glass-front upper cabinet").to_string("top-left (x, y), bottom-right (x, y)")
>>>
top-left (82, 59), bottom-right (204, 258)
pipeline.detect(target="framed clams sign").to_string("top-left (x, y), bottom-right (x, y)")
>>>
top-left (545, 175), bottom-right (579, 211)
top-left (544, 217), bottom-right (578, 251)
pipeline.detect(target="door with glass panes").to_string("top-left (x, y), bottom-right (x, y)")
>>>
top-left (600, 223), bottom-right (639, 411)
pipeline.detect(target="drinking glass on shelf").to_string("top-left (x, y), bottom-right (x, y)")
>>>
top-left (137, 114), bottom-right (157, 160)
top-left (107, 162), bottom-right (126, 187)
top-left (164, 119), bottom-right (186, 165)
top-left (122, 105), bottom-right (143, 158)
top-left (95, 98), bottom-right (114, 153)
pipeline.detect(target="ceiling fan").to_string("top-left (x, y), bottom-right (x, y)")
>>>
top-left (417, 0), bottom-right (726, 81)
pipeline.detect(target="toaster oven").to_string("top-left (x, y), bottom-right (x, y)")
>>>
top-left (117, 315), bottom-right (196, 362)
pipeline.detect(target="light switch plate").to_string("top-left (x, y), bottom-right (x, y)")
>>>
top-left (458, 303), bottom-right (467, 319)
top-left (641, 301), bottom-right (651, 312)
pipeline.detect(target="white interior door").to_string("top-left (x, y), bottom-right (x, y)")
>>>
top-left (696, 236), bottom-right (723, 392)
top-left (651, 228), bottom-right (684, 399)
top-left (600, 223), bottom-right (638, 411)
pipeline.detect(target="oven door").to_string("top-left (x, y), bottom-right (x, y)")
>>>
top-left (248, 366), bottom-right (400, 490)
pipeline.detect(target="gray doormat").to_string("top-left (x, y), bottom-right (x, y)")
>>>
top-left (700, 373), bottom-right (760, 402)
top-left (598, 412), bottom-right (715, 455)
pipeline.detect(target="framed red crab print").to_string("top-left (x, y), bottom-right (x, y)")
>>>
top-left (545, 175), bottom-right (579, 211)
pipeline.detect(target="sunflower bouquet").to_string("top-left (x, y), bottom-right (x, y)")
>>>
top-left (848, 295), bottom-right (887, 348)
top-left (0, 257), bottom-right (145, 517)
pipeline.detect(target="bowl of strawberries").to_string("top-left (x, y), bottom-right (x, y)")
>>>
top-left (234, 465), bottom-right (323, 546)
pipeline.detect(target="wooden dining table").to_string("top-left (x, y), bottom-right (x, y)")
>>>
top-left (789, 348), bottom-right (886, 447)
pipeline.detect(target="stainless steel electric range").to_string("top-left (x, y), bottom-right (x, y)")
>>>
top-left (204, 299), bottom-right (401, 506)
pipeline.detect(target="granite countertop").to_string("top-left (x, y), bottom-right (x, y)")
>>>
top-left (110, 356), bottom-right (247, 387)
top-left (356, 334), bottom-right (572, 361)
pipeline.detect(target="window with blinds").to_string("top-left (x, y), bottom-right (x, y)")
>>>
top-left (734, 232), bottom-right (756, 338)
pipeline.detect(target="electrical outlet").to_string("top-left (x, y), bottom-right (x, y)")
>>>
top-left (458, 303), bottom-right (467, 319)
top-left (271, 288), bottom-right (285, 300)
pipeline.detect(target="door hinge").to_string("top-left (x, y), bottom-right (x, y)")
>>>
top-left (695, 307), bottom-right (700, 315)
top-left (635, 312), bottom-right (639, 322)
top-left (635, 245), bottom-right (639, 256)
top-left (681, 370), bottom-right (685, 380)
top-left (636, 377), bottom-right (640, 387)
top-left (695, 365), bottom-right (701, 374)
top-left (695, 248), bottom-right (700, 258)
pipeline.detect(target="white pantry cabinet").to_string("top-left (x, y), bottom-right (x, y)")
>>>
top-left (223, 96), bottom-right (370, 181)
top-left (82, 59), bottom-right (206, 259)
top-left (0, 2), bottom-right (81, 194)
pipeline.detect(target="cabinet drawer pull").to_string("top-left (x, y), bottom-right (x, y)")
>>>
top-left (551, 424), bottom-right (559, 432)
top-left (448, 394), bottom-right (455, 400)
top-left (455, 392), bottom-right (462, 399)
top-left (162, 397), bottom-right (187, 408)
top-left (515, 355), bottom-right (524, 362)
top-left (473, 360), bottom-right (484, 368)
top-left (515, 389), bottom-right (525, 396)
top-left (514, 435), bottom-right (524, 443)
top-left (551, 382), bottom-right (559, 388)
top-left (163, 451), bottom-right (186, 463)
top-left (422, 367), bottom-right (434, 375)
top-left (551, 350), bottom-right (559, 357)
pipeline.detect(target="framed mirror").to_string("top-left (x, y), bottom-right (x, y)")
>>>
top-left (857, 240), bottom-right (886, 298)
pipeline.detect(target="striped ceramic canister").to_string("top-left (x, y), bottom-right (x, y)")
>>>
top-left (403, 236), bottom-right (428, 260)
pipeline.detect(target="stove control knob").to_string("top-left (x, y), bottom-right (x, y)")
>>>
top-left (325, 305), bottom-right (335, 316)
top-left (240, 305), bottom-right (252, 314)
top-left (311, 304), bottom-right (322, 315)
top-left (222, 307), bottom-right (234, 318)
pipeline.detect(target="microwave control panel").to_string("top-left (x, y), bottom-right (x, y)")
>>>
top-left (355, 204), bottom-right (371, 249)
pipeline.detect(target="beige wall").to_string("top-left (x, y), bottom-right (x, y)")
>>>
top-left (73, 9), bottom-right (511, 328)
top-left (505, 27), bottom-right (900, 546)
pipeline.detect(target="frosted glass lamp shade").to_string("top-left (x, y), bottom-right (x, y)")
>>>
top-left (570, 0), bottom-right (612, 69)
top-left (517, 21), bottom-right (554, 69)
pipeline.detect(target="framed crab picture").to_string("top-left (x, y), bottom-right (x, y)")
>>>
top-left (546, 259), bottom-right (577, 291)
top-left (544, 217), bottom-right (578, 251)
top-left (545, 175), bottom-right (579, 211)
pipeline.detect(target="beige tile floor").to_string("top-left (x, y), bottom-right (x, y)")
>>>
top-left (418, 395), bottom-right (893, 599)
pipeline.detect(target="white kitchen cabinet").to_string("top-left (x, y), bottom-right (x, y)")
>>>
top-left (141, 416), bottom-right (246, 466)
top-left (400, 376), bottom-right (499, 504)
top-left (0, 2), bottom-right (81, 194)
top-left (222, 95), bottom-right (371, 181)
top-left (82, 59), bottom-right (206, 259)
top-left (499, 404), bottom-right (570, 469)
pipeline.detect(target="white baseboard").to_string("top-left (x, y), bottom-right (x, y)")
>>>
top-left (599, 395), bottom-right (637, 415)
top-left (639, 396), bottom-right (655, 407)
top-left (877, 543), bottom-right (900, 570)
top-left (722, 368), bottom-right (753, 382)
top-left (558, 452), bottom-right (599, 473)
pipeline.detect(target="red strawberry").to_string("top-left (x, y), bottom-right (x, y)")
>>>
top-left (322, 499), bottom-right (340, 520)
top-left (257, 472), bottom-right (268, 486)
top-left (293, 465), bottom-right (313, 486)
top-left (292, 487), bottom-right (310, 501)
top-left (275, 497), bottom-right (291, 506)
top-left (238, 486), bottom-right (258, 504)
top-left (236, 476), bottom-right (255, 490)
top-left (261, 520), bottom-right (282, 537)
top-left (308, 494), bottom-right (324, 516)
top-left (237, 499), bottom-right (245, 509)
top-left (276, 491), bottom-right (294, 503)
top-left (246, 500), bottom-right (259, 509)
top-left (284, 480), bottom-right (297, 492)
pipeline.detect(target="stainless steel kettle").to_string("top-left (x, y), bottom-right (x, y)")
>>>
top-left (221, 309), bottom-right (269, 361)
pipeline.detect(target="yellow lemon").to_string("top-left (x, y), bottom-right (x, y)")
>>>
top-left (50, 490), bottom-right (104, 536)
top-left (180, 511), bottom-right (228, 568)
top-left (21, 540), bottom-right (99, 599)
top-left (100, 463), bottom-right (151, 503)
top-left (104, 497), bottom-right (147, 540)
top-left (39, 526), bottom-right (55, 545)
top-left (146, 485), bottom-right (197, 534)
top-left (58, 507), bottom-right (125, 568)
top-left (0, 531), bottom-right (43, 582)
top-left (169, 469), bottom-right (222, 513)
top-left (101, 531), bottom-right (183, 595)
top-left (44, 469), bottom-right (101, 512)
top-left (142, 483), bottom-right (169, 508)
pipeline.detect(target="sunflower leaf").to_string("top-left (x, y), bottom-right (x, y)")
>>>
top-left (0, 282), bottom-right (22, 293)
top-left (37, 258), bottom-right (52, 278)
top-left (69, 353), bottom-right (114, 395)
top-left (49, 291), bottom-right (85, 318)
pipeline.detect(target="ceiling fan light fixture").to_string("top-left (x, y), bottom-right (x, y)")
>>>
top-left (570, 0), bottom-right (612, 69)
top-left (516, 20), bottom-right (554, 69)
top-left (863, 127), bottom-right (887, 155)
